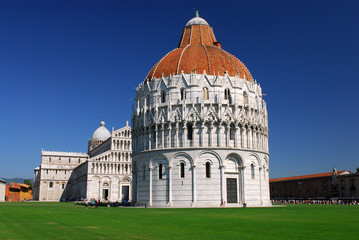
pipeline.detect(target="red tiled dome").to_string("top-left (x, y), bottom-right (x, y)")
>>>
top-left (146, 16), bottom-right (253, 82)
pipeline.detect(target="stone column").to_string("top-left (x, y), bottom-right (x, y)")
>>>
top-left (192, 121), bottom-right (196, 147)
top-left (149, 166), bottom-right (152, 206)
top-left (168, 166), bottom-right (172, 205)
top-left (200, 123), bottom-right (204, 147)
top-left (218, 125), bottom-right (223, 147)
top-left (259, 167), bottom-right (263, 205)
top-left (241, 166), bottom-right (246, 205)
top-left (183, 123), bottom-right (187, 148)
top-left (136, 170), bottom-right (139, 204)
top-left (209, 123), bottom-right (213, 147)
top-left (143, 129), bottom-right (147, 151)
top-left (168, 124), bottom-right (172, 148)
top-left (226, 125), bottom-right (230, 147)
top-left (161, 123), bottom-right (164, 149)
top-left (220, 165), bottom-right (226, 204)
top-left (148, 129), bottom-right (152, 150)
top-left (155, 125), bottom-right (159, 149)
top-left (175, 123), bottom-right (179, 148)
top-left (192, 165), bottom-right (196, 205)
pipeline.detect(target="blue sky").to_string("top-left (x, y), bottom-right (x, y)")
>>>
top-left (1, 0), bottom-right (358, 179)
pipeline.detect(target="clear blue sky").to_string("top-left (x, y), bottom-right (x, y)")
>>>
top-left (1, 0), bottom-right (358, 179)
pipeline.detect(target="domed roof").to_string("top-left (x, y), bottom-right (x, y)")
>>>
top-left (146, 13), bottom-right (253, 82)
top-left (185, 15), bottom-right (209, 27)
top-left (91, 120), bottom-right (111, 141)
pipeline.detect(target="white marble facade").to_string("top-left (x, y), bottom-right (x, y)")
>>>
top-left (131, 15), bottom-right (271, 207)
top-left (33, 121), bottom-right (132, 202)
top-left (0, 179), bottom-right (6, 201)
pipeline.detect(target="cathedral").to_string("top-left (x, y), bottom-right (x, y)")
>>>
top-left (33, 121), bottom-right (132, 202)
top-left (131, 13), bottom-right (271, 207)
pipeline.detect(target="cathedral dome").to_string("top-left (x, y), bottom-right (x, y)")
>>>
top-left (91, 120), bottom-right (111, 141)
top-left (146, 13), bottom-right (253, 82)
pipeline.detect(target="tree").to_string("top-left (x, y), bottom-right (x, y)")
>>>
top-left (356, 168), bottom-right (359, 174)
top-left (24, 179), bottom-right (32, 188)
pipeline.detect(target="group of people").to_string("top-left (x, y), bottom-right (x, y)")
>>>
top-left (271, 199), bottom-right (358, 205)
top-left (84, 198), bottom-right (120, 209)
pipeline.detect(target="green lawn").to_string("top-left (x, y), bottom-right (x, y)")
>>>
top-left (0, 203), bottom-right (358, 240)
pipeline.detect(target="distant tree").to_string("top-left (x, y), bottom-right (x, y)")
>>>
top-left (356, 168), bottom-right (359, 174)
top-left (24, 179), bottom-right (32, 187)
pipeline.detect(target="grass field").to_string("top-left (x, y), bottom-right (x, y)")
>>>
top-left (0, 202), bottom-right (358, 240)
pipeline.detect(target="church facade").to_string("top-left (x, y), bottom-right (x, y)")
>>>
top-left (131, 14), bottom-right (271, 207)
top-left (33, 121), bottom-right (132, 202)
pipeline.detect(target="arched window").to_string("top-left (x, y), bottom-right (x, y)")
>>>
top-left (180, 162), bottom-right (185, 178)
top-left (180, 88), bottom-right (186, 100)
top-left (251, 164), bottom-right (255, 179)
top-left (187, 123), bottom-right (193, 140)
top-left (243, 91), bottom-right (248, 105)
top-left (161, 91), bottom-right (166, 103)
top-left (146, 94), bottom-right (150, 107)
top-left (49, 182), bottom-right (53, 188)
top-left (205, 162), bottom-right (211, 178)
top-left (159, 164), bottom-right (163, 179)
top-left (203, 87), bottom-right (209, 100)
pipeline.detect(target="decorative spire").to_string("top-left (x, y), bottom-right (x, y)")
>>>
top-left (100, 119), bottom-right (105, 126)
top-left (196, 10), bottom-right (199, 17)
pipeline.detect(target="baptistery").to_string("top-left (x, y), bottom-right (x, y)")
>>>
top-left (132, 13), bottom-right (270, 207)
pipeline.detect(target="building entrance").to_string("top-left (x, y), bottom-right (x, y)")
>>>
top-left (122, 186), bottom-right (129, 201)
top-left (102, 189), bottom-right (109, 200)
top-left (226, 178), bottom-right (237, 203)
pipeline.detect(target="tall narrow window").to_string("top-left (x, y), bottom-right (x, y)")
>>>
top-left (203, 87), bottom-right (209, 100)
top-left (159, 164), bottom-right (163, 179)
top-left (180, 88), bottom-right (186, 100)
top-left (251, 164), bottom-right (255, 179)
top-left (206, 162), bottom-right (211, 178)
top-left (49, 182), bottom-right (53, 188)
top-left (230, 126), bottom-right (235, 140)
top-left (187, 124), bottom-right (193, 140)
top-left (224, 88), bottom-right (230, 100)
top-left (180, 162), bottom-right (185, 178)
top-left (146, 94), bottom-right (150, 107)
top-left (161, 91), bottom-right (166, 103)
top-left (62, 184), bottom-right (65, 189)
top-left (49, 157), bottom-right (51, 163)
